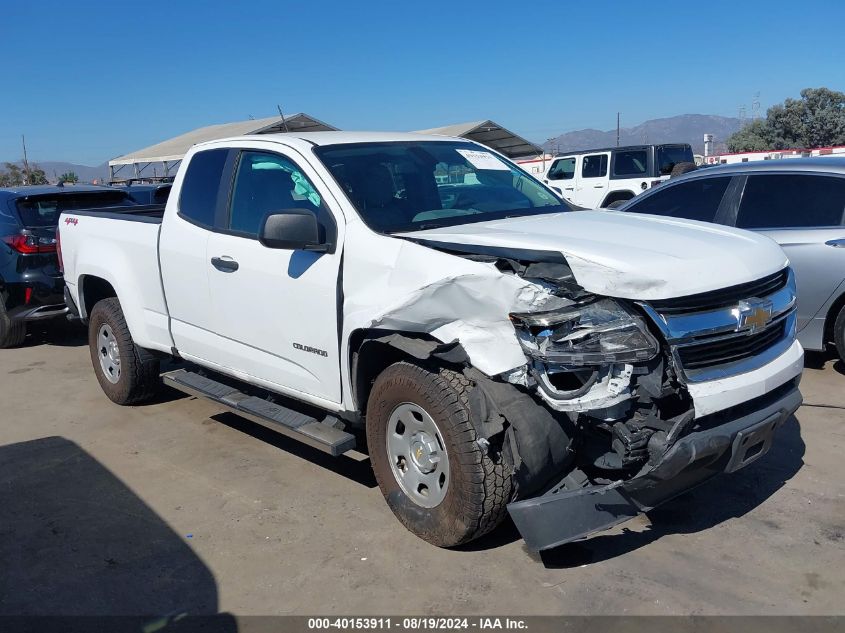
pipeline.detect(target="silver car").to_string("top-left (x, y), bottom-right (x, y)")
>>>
top-left (618, 157), bottom-right (845, 361)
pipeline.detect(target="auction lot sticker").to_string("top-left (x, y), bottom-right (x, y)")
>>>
top-left (456, 149), bottom-right (510, 170)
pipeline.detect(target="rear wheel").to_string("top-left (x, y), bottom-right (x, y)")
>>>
top-left (366, 361), bottom-right (513, 547)
top-left (834, 304), bottom-right (845, 364)
top-left (0, 302), bottom-right (27, 348)
top-left (88, 297), bottom-right (160, 405)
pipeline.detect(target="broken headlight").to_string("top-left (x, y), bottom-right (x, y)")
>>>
top-left (510, 298), bottom-right (659, 365)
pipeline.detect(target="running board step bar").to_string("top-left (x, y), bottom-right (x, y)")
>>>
top-left (162, 368), bottom-right (356, 456)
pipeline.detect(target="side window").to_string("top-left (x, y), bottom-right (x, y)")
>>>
top-left (613, 150), bottom-right (648, 177)
top-left (624, 177), bottom-right (731, 222)
top-left (582, 154), bottom-right (608, 178)
top-left (548, 157), bottom-right (576, 181)
top-left (179, 149), bottom-right (229, 227)
top-left (229, 151), bottom-right (325, 237)
top-left (736, 175), bottom-right (845, 229)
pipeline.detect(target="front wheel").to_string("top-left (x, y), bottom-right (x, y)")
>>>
top-left (366, 362), bottom-right (513, 547)
top-left (88, 297), bottom-right (160, 405)
top-left (834, 303), bottom-right (845, 364)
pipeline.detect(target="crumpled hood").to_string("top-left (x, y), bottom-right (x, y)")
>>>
top-left (399, 211), bottom-right (788, 300)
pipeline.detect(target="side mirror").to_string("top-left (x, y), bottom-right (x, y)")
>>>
top-left (259, 209), bottom-right (329, 252)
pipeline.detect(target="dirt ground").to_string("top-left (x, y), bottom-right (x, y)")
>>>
top-left (1, 322), bottom-right (843, 616)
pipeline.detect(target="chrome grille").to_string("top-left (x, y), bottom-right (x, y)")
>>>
top-left (677, 320), bottom-right (786, 370)
top-left (648, 269), bottom-right (789, 315)
top-left (641, 268), bottom-right (797, 383)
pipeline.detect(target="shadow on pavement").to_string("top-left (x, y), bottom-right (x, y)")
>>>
top-left (538, 415), bottom-right (805, 568)
top-left (0, 436), bottom-right (236, 630)
top-left (23, 319), bottom-right (88, 348)
top-left (803, 349), bottom-right (844, 375)
top-left (211, 411), bottom-right (378, 489)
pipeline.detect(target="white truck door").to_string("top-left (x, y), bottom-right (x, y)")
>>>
top-left (205, 149), bottom-right (343, 403)
top-left (576, 152), bottom-right (610, 208)
top-left (159, 148), bottom-right (233, 358)
top-left (544, 156), bottom-right (577, 204)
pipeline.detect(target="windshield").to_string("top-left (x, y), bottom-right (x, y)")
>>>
top-left (314, 141), bottom-right (569, 233)
top-left (16, 192), bottom-right (133, 227)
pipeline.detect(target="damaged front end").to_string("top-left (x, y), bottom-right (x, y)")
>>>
top-left (403, 244), bottom-right (802, 552)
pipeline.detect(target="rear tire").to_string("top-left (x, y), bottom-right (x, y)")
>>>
top-left (0, 302), bottom-right (27, 348)
top-left (366, 361), bottom-right (513, 547)
top-left (88, 297), bottom-right (160, 405)
top-left (606, 199), bottom-right (629, 209)
top-left (834, 304), bottom-right (845, 364)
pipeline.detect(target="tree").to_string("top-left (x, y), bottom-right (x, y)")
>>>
top-left (59, 171), bottom-right (79, 184)
top-left (27, 166), bottom-right (48, 185)
top-left (0, 163), bottom-right (24, 186)
top-left (727, 87), bottom-right (845, 152)
top-left (727, 119), bottom-right (771, 152)
top-left (0, 162), bottom-right (48, 186)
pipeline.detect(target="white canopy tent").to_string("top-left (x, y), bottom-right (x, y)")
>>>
top-left (108, 113), bottom-right (338, 182)
top-left (413, 120), bottom-right (542, 159)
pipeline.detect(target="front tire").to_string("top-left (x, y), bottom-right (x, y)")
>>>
top-left (366, 362), bottom-right (513, 547)
top-left (834, 304), bottom-right (845, 364)
top-left (88, 297), bottom-right (160, 405)
top-left (0, 301), bottom-right (27, 348)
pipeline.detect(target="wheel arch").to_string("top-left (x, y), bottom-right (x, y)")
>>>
top-left (823, 289), bottom-right (845, 345)
top-left (78, 274), bottom-right (118, 320)
top-left (601, 190), bottom-right (636, 207)
top-left (348, 329), bottom-right (470, 417)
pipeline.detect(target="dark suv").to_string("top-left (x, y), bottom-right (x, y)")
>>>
top-left (0, 185), bottom-right (136, 347)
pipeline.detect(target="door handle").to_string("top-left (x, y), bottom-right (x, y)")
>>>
top-left (564, 187), bottom-right (574, 191)
top-left (825, 238), bottom-right (845, 248)
top-left (593, 184), bottom-right (604, 188)
top-left (211, 256), bottom-right (239, 272)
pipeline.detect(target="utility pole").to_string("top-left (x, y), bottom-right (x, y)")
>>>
top-left (21, 135), bottom-right (31, 185)
top-left (277, 104), bottom-right (290, 132)
top-left (752, 92), bottom-right (761, 120)
top-left (616, 112), bottom-right (620, 147)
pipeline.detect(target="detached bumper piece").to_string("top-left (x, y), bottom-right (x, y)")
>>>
top-left (508, 381), bottom-right (802, 551)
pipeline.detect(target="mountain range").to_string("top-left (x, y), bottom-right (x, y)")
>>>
top-left (1, 160), bottom-right (110, 184)
top-left (543, 114), bottom-right (742, 154)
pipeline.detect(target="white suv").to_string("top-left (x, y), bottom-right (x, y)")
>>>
top-left (522, 143), bottom-right (695, 209)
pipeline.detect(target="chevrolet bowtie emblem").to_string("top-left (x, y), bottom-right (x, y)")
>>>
top-left (735, 298), bottom-right (773, 333)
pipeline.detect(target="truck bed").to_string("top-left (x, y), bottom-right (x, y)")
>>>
top-left (59, 205), bottom-right (171, 354)
top-left (68, 204), bottom-right (165, 223)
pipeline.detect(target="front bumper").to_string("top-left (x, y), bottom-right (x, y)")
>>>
top-left (507, 378), bottom-right (803, 551)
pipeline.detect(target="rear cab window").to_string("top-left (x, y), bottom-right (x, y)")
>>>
top-left (736, 174), bottom-right (845, 229)
top-left (178, 148), bottom-right (230, 227)
top-left (623, 176), bottom-right (732, 222)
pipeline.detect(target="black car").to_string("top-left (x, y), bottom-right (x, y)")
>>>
top-left (117, 182), bottom-right (172, 205)
top-left (0, 185), bottom-right (137, 347)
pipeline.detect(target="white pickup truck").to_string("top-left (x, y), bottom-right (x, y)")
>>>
top-left (58, 132), bottom-right (804, 551)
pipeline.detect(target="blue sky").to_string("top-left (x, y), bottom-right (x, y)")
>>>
top-left (2, 0), bottom-right (844, 165)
